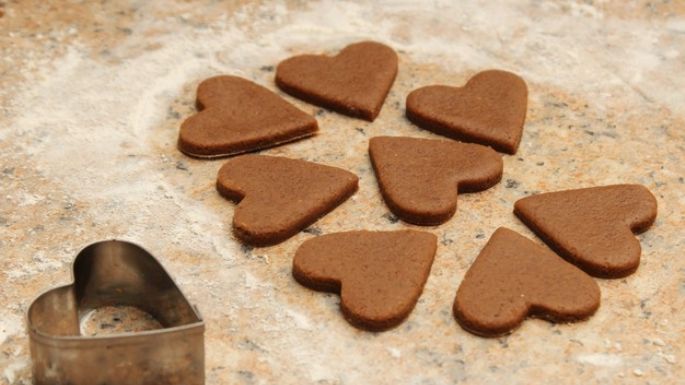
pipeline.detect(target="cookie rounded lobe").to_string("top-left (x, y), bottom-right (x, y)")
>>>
top-left (217, 155), bottom-right (358, 246)
top-left (514, 184), bottom-right (657, 278)
top-left (276, 41), bottom-right (398, 121)
top-left (624, 184), bottom-right (658, 233)
top-left (179, 76), bottom-right (318, 158)
top-left (454, 227), bottom-right (600, 337)
top-left (293, 230), bottom-right (437, 331)
top-left (406, 69), bottom-right (528, 154)
top-left (454, 294), bottom-right (527, 337)
top-left (369, 136), bottom-right (503, 225)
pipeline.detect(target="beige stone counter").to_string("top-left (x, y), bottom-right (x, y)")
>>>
top-left (1, 1), bottom-right (683, 384)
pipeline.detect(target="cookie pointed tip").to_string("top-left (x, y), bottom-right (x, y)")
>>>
top-left (275, 41), bottom-right (397, 121)
top-left (406, 70), bottom-right (527, 154)
top-left (455, 227), bottom-right (601, 337)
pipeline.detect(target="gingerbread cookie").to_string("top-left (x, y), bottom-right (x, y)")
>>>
top-left (406, 70), bottom-right (528, 154)
top-left (275, 41), bottom-right (398, 121)
top-left (454, 227), bottom-right (600, 337)
top-left (179, 76), bottom-right (317, 158)
top-left (293, 230), bottom-right (437, 331)
top-left (369, 136), bottom-right (503, 225)
top-left (514, 184), bottom-right (657, 278)
top-left (216, 155), bottom-right (358, 246)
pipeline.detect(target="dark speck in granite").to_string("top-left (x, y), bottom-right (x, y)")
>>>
top-left (382, 212), bottom-right (399, 223)
top-left (505, 179), bottom-right (520, 189)
top-left (238, 338), bottom-right (267, 352)
top-left (441, 233), bottom-right (454, 245)
top-left (303, 226), bottom-right (322, 235)
top-left (241, 244), bottom-right (254, 255)
top-left (167, 106), bottom-right (181, 119)
top-left (237, 370), bottom-right (255, 382)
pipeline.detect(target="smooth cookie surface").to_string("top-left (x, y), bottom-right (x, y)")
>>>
top-left (454, 227), bottom-right (600, 337)
top-left (406, 70), bottom-right (528, 154)
top-left (369, 136), bottom-right (503, 225)
top-left (514, 184), bottom-right (657, 277)
top-left (179, 76), bottom-right (317, 158)
top-left (293, 230), bottom-right (437, 331)
top-left (276, 41), bottom-right (398, 121)
top-left (216, 155), bottom-right (358, 246)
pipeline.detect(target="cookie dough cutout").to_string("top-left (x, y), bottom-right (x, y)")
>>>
top-left (276, 41), bottom-right (398, 121)
top-left (179, 76), bottom-right (318, 158)
top-left (406, 70), bottom-right (528, 154)
top-left (454, 227), bottom-right (600, 337)
top-left (216, 155), bottom-right (358, 246)
top-left (514, 184), bottom-right (657, 278)
top-left (293, 230), bottom-right (437, 331)
top-left (369, 136), bottom-right (503, 225)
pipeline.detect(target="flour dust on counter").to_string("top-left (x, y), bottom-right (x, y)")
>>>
top-left (1, 1), bottom-right (683, 384)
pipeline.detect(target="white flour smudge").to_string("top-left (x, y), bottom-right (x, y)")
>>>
top-left (3, 1), bottom-right (683, 384)
top-left (576, 353), bottom-right (624, 367)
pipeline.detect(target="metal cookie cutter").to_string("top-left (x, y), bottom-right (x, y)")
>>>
top-left (27, 240), bottom-right (205, 385)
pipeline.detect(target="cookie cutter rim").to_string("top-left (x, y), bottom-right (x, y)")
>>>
top-left (27, 239), bottom-right (205, 385)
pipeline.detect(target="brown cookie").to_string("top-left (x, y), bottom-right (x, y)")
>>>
top-left (406, 69), bottom-right (528, 154)
top-left (293, 230), bottom-right (437, 331)
top-left (275, 41), bottom-right (398, 121)
top-left (369, 136), bottom-right (503, 225)
top-left (514, 184), bottom-right (657, 278)
top-left (216, 155), bottom-right (358, 246)
top-left (454, 227), bottom-right (600, 337)
top-left (178, 75), bottom-right (318, 158)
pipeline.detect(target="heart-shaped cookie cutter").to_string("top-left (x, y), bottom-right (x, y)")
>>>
top-left (27, 240), bottom-right (204, 385)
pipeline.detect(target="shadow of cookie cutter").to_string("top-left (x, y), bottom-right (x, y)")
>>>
top-left (27, 240), bottom-right (205, 385)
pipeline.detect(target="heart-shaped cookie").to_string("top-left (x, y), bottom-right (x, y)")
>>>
top-left (369, 136), bottom-right (503, 225)
top-left (178, 75), bottom-right (318, 158)
top-left (406, 69), bottom-right (528, 154)
top-left (217, 155), bottom-right (358, 246)
top-left (275, 41), bottom-right (398, 121)
top-left (514, 184), bottom-right (657, 278)
top-left (454, 227), bottom-right (600, 337)
top-left (27, 240), bottom-right (204, 385)
top-left (293, 230), bottom-right (437, 331)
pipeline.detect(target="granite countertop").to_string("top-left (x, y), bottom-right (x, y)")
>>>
top-left (1, 1), bottom-right (683, 384)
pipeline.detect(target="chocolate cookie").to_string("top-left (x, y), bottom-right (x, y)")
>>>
top-left (369, 136), bottom-right (503, 225)
top-left (293, 230), bottom-right (437, 331)
top-left (406, 70), bottom-right (528, 154)
top-left (179, 76), bottom-right (317, 158)
top-left (275, 41), bottom-right (398, 121)
top-left (514, 184), bottom-right (657, 278)
top-left (454, 227), bottom-right (600, 337)
top-left (216, 155), bottom-right (358, 246)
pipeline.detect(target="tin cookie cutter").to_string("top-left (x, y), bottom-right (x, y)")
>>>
top-left (27, 240), bottom-right (205, 385)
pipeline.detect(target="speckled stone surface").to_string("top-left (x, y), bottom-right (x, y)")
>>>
top-left (1, 1), bottom-right (684, 384)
